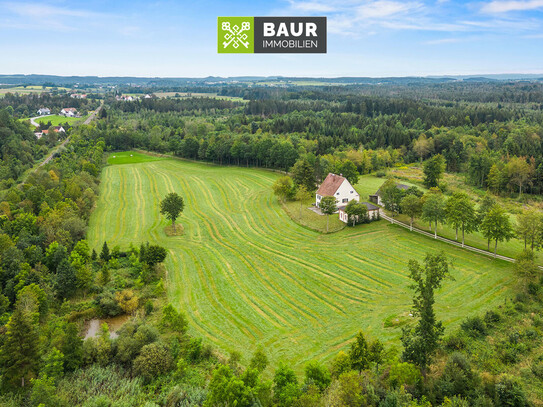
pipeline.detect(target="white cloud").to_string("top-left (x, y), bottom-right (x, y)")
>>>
top-left (481, 0), bottom-right (543, 13)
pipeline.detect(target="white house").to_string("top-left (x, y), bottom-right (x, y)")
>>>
top-left (315, 173), bottom-right (360, 210)
top-left (338, 202), bottom-right (380, 223)
top-left (37, 108), bottom-right (50, 115)
top-left (60, 108), bottom-right (78, 117)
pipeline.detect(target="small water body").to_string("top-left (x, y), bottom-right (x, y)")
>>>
top-left (84, 314), bottom-right (130, 339)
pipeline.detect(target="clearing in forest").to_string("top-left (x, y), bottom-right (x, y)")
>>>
top-left (87, 152), bottom-right (514, 371)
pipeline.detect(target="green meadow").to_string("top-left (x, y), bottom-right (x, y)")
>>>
top-left (87, 153), bottom-right (515, 371)
top-left (34, 114), bottom-right (88, 126)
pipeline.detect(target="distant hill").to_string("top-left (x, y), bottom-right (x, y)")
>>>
top-left (0, 73), bottom-right (542, 87)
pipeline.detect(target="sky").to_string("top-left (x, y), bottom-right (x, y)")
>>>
top-left (1, 0), bottom-right (543, 77)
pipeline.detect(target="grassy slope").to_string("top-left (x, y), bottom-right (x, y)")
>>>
top-left (87, 154), bottom-right (515, 371)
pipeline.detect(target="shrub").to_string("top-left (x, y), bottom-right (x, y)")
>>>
top-left (483, 310), bottom-right (501, 325)
top-left (165, 385), bottom-right (207, 407)
top-left (94, 291), bottom-right (122, 317)
top-left (444, 333), bottom-right (467, 351)
top-left (514, 292), bottom-right (529, 304)
top-left (527, 282), bottom-right (539, 295)
top-left (376, 170), bottom-right (387, 178)
top-left (388, 362), bottom-right (421, 389)
top-left (460, 316), bottom-right (487, 338)
top-left (495, 375), bottom-right (528, 407)
top-left (133, 342), bottom-right (174, 380)
top-left (531, 361), bottom-right (543, 379)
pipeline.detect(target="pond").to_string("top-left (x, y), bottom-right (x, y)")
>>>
top-left (84, 314), bottom-right (130, 339)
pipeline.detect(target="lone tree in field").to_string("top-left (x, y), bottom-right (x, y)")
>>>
top-left (480, 204), bottom-right (515, 256)
top-left (160, 192), bottom-right (185, 228)
top-left (401, 251), bottom-right (451, 377)
top-left (445, 192), bottom-right (478, 246)
top-left (319, 196), bottom-right (337, 233)
top-left (401, 194), bottom-right (422, 231)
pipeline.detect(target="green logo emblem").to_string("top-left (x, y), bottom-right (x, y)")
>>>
top-left (218, 17), bottom-right (254, 53)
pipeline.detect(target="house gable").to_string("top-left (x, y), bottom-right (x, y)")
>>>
top-left (316, 173), bottom-right (360, 207)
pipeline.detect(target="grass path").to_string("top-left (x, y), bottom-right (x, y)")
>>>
top-left (87, 152), bottom-right (516, 371)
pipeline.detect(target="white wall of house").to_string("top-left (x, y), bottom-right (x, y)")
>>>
top-left (316, 179), bottom-right (360, 208)
top-left (338, 208), bottom-right (379, 223)
top-left (333, 179), bottom-right (360, 206)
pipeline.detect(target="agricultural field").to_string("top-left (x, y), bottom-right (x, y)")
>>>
top-left (153, 91), bottom-right (247, 102)
top-left (87, 153), bottom-right (516, 371)
top-left (0, 85), bottom-right (71, 96)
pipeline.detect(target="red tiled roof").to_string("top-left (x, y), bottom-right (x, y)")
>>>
top-left (317, 173), bottom-right (346, 196)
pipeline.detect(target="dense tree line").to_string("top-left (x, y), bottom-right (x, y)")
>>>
top-left (0, 94), bottom-right (100, 119)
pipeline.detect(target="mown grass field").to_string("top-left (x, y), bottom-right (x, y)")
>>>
top-left (87, 153), bottom-right (516, 371)
top-left (33, 114), bottom-right (89, 126)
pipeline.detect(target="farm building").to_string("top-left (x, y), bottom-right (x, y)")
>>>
top-left (60, 108), bottom-right (78, 117)
top-left (37, 108), bottom-right (50, 115)
top-left (316, 173), bottom-right (359, 209)
top-left (70, 93), bottom-right (87, 99)
top-left (369, 183), bottom-right (410, 206)
top-left (338, 202), bottom-right (380, 223)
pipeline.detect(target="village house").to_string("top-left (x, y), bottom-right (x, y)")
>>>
top-left (37, 108), bottom-right (51, 115)
top-left (60, 108), bottom-right (78, 117)
top-left (316, 173), bottom-right (360, 210)
top-left (338, 202), bottom-right (380, 223)
top-left (37, 126), bottom-right (65, 139)
top-left (116, 95), bottom-right (136, 102)
top-left (70, 93), bottom-right (87, 99)
top-left (369, 183), bottom-right (410, 206)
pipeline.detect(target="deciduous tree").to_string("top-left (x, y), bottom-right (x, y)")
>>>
top-left (480, 204), bottom-right (515, 256)
top-left (422, 193), bottom-right (446, 238)
top-left (401, 195), bottom-right (422, 231)
top-left (423, 154), bottom-right (446, 188)
top-left (401, 252), bottom-right (451, 376)
top-left (319, 195), bottom-right (337, 233)
top-left (160, 192), bottom-right (185, 228)
top-left (445, 192), bottom-right (478, 246)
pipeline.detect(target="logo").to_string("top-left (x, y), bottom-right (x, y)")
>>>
top-left (218, 17), bottom-right (254, 53)
top-left (218, 17), bottom-right (326, 54)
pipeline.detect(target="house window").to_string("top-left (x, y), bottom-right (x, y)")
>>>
top-left (336, 192), bottom-right (340, 195)
top-left (350, 191), bottom-right (353, 193)
top-left (316, 194), bottom-right (321, 200)
top-left (342, 198), bottom-right (348, 203)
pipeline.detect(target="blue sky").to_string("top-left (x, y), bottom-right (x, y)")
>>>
top-left (1, 0), bottom-right (542, 77)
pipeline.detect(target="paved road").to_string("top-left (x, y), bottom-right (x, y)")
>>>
top-left (84, 103), bottom-right (102, 124)
top-left (30, 114), bottom-right (51, 127)
top-left (380, 212), bottom-right (543, 269)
